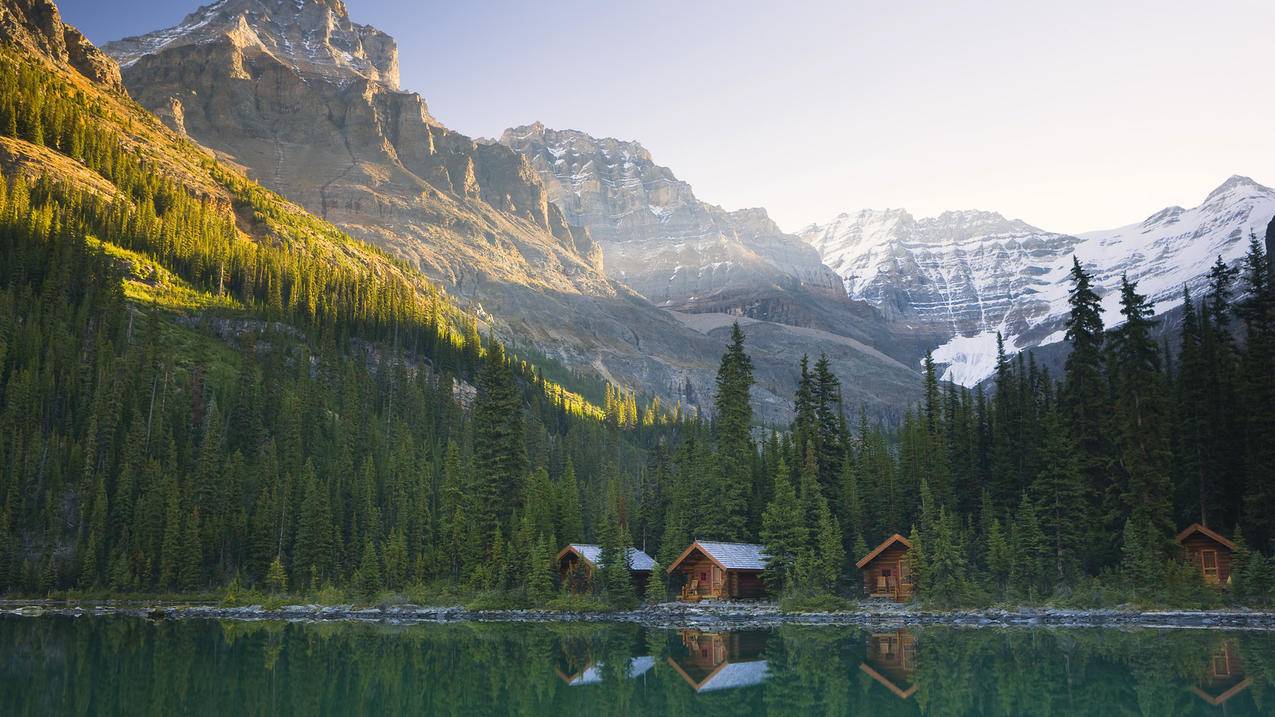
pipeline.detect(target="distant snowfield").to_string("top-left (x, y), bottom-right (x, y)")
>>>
top-left (803, 176), bottom-right (1275, 386)
top-left (930, 331), bottom-right (1013, 386)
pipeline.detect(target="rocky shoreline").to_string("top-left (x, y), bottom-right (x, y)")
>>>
top-left (5, 600), bottom-right (1275, 631)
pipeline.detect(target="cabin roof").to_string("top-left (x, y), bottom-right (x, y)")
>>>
top-left (697, 660), bottom-right (769, 691)
top-left (562, 657), bottom-right (655, 686)
top-left (558, 544), bottom-right (655, 572)
top-left (1174, 523), bottom-right (1237, 551)
top-left (855, 533), bottom-right (912, 569)
top-left (859, 662), bottom-right (918, 700)
top-left (668, 540), bottom-right (769, 572)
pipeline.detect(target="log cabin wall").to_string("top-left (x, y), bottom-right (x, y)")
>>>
top-left (1180, 534), bottom-right (1234, 585)
top-left (861, 543), bottom-right (913, 601)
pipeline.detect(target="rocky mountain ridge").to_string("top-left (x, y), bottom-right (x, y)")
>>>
top-left (499, 122), bottom-right (845, 310)
top-left (0, 0), bottom-right (122, 90)
top-left (100, 0), bottom-right (925, 421)
top-left (802, 176), bottom-right (1275, 385)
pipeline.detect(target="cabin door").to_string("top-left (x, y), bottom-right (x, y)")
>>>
top-left (1201, 549), bottom-right (1219, 584)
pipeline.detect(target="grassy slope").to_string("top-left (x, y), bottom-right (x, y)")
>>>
top-left (0, 44), bottom-right (606, 417)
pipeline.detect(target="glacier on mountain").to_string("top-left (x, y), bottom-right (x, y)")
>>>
top-left (802, 176), bottom-right (1275, 386)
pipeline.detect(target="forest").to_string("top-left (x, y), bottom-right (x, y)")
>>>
top-left (1, 45), bottom-right (1274, 610)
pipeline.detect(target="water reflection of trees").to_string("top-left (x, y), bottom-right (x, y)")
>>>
top-left (1, 618), bottom-right (1274, 715)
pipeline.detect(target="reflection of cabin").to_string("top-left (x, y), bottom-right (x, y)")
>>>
top-left (555, 657), bottom-right (655, 686)
top-left (556, 543), bottom-right (655, 594)
top-left (1191, 639), bottom-right (1251, 706)
top-left (859, 630), bottom-right (918, 700)
top-left (856, 534), bottom-right (914, 602)
top-left (666, 630), bottom-right (769, 692)
top-left (1175, 524), bottom-right (1236, 586)
top-left (667, 541), bottom-right (768, 601)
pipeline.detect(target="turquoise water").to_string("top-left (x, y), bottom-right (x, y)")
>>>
top-left (2, 615), bottom-right (1272, 715)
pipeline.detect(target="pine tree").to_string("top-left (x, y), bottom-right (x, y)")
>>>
top-left (644, 558), bottom-right (666, 604)
top-left (1030, 410), bottom-right (1085, 584)
top-left (177, 511), bottom-right (204, 591)
top-left (382, 529), bottom-right (408, 590)
top-left (556, 458), bottom-right (584, 544)
top-left (293, 461), bottom-right (334, 589)
top-left (814, 501), bottom-right (845, 595)
top-left (598, 506), bottom-right (635, 607)
top-left (811, 354), bottom-right (844, 492)
top-left (1008, 495), bottom-right (1048, 599)
top-left (712, 323), bottom-right (755, 540)
top-left (760, 457), bottom-right (805, 594)
top-left (472, 342), bottom-right (526, 535)
top-left (1110, 276), bottom-right (1174, 555)
top-left (1175, 286), bottom-right (1211, 526)
top-left (1062, 257), bottom-right (1113, 566)
top-left (265, 555), bottom-right (288, 594)
top-left (356, 539), bottom-right (382, 597)
top-left (1238, 237), bottom-right (1275, 545)
top-left (526, 535), bottom-right (555, 603)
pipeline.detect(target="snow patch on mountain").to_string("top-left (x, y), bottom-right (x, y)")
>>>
top-left (803, 176), bottom-right (1275, 386)
top-left (931, 330), bottom-right (1014, 386)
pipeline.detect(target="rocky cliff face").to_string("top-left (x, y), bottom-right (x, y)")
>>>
top-left (105, 0), bottom-right (602, 296)
top-left (802, 176), bottom-right (1275, 385)
top-left (0, 0), bottom-right (123, 90)
top-left (497, 122), bottom-right (935, 365)
top-left (102, 0), bottom-right (924, 421)
top-left (500, 123), bottom-right (844, 309)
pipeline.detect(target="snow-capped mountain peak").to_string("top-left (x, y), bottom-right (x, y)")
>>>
top-left (801, 176), bottom-right (1275, 386)
top-left (103, 0), bottom-right (399, 88)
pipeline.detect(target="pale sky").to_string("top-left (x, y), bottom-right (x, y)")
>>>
top-left (65, 0), bottom-right (1274, 235)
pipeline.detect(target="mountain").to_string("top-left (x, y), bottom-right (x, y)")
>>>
top-left (0, 0), bottom-right (122, 90)
top-left (801, 176), bottom-right (1275, 385)
top-left (102, 0), bottom-right (924, 420)
top-left (498, 123), bottom-right (940, 364)
top-left (499, 123), bottom-right (843, 309)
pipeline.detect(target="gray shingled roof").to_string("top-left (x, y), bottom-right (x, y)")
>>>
top-left (696, 541), bottom-right (769, 570)
top-left (567, 657), bottom-right (655, 686)
top-left (569, 544), bottom-right (656, 571)
top-left (697, 660), bottom-right (770, 692)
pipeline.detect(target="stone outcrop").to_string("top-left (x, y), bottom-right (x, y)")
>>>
top-left (0, 0), bottom-right (124, 90)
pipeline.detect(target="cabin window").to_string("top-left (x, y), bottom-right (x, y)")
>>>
top-left (1213, 651), bottom-right (1230, 676)
top-left (1201, 549), bottom-right (1219, 584)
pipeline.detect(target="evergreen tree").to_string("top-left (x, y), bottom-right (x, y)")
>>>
top-left (760, 457), bottom-right (805, 594)
top-left (644, 558), bottom-right (666, 604)
top-left (597, 507), bottom-right (635, 607)
top-left (711, 323), bottom-right (755, 540)
top-left (472, 342), bottom-right (526, 534)
top-left (294, 461), bottom-right (334, 589)
top-left (1110, 275), bottom-right (1174, 562)
top-left (1008, 495), bottom-right (1048, 599)
top-left (526, 535), bottom-right (555, 604)
top-left (1030, 410), bottom-right (1085, 583)
top-left (813, 501), bottom-right (845, 595)
top-left (1062, 257), bottom-right (1112, 566)
top-left (357, 539), bottom-right (382, 597)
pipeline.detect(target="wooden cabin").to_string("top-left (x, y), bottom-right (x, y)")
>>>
top-left (856, 534), bottom-right (914, 602)
top-left (1191, 639), bottom-right (1251, 706)
top-left (556, 544), bottom-right (654, 594)
top-left (667, 541), bottom-right (768, 601)
top-left (1175, 523), bottom-right (1236, 586)
top-left (666, 630), bottom-right (769, 692)
top-left (859, 630), bottom-right (918, 700)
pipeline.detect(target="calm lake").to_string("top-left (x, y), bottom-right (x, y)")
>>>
top-left (2, 615), bottom-right (1272, 715)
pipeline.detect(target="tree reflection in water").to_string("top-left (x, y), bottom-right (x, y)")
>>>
top-left (1, 616), bottom-right (1272, 715)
